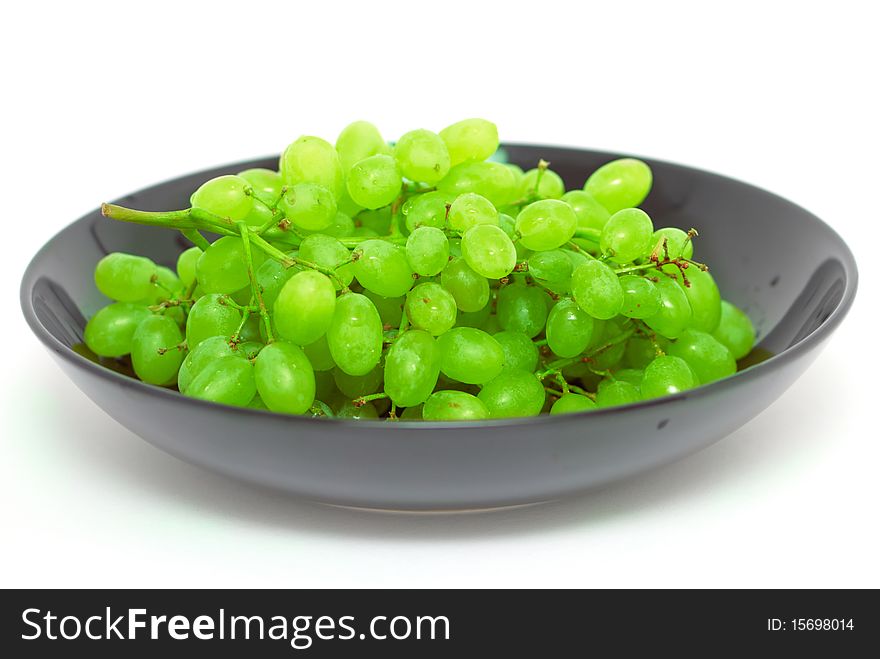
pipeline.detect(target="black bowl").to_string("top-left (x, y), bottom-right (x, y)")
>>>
top-left (20, 145), bottom-right (857, 510)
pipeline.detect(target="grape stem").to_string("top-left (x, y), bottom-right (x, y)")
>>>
top-left (337, 235), bottom-right (408, 248)
top-left (230, 306), bottom-right (252, 346)
top-left (182, 228), bottom-right (211, 251)
top-left (612, 252), bottom-right (709, 282)
top-left (310, 401), bottom-right (334, 418)
top-left (238, 223), bottom-right (274, 343)
top-left (247, 233), bottom-right (349, 291)
top-left (526, 275), bottom-right (561, 300)
top-left (353, 392), bottom-right (389, 407)
top-left (101, 203), bottom-right (237, 236)
top-left (536, 325), bottom-right (636, 380)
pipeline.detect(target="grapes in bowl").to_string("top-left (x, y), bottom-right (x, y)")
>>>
top-left (21, 120), bottom-right (857, 509)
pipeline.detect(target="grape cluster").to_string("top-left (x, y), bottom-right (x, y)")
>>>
top-left (88, 119), bottom-right (757, 420)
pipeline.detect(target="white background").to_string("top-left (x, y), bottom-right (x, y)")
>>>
top-left (2, 1), bottom-right (877, 588)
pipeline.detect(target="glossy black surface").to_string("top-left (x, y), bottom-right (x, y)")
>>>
top-left (20, 145), bottom-right (858, 509)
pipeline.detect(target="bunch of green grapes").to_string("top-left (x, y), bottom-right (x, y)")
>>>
top-left (89, 118), bottom-right (757, 420)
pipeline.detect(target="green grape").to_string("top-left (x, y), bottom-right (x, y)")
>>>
top-left (652, 227), bottom-right (694, 259)
top-left (496, 283), bottom-right (549, 338)
top-left (363, 290), bottom-right (405, 327)
top-left (406, 227), bottom-right (450, 276)
top-left (248, 395), bottom-right (268, 410)
top-left (623, 336), bottom-right (660, 369)
top-left (326, 293), bottom-right (383, 376)
top-left (335, 400), bottom-right (380, 420)
top-left (493, 330), bottom-right (539, 372)
top-left (190, 175), bottom-right (254, 221)
top-left (612, 368), bottom-right (644, 386)
top-left (401, 190), bottom-right (455, 232)
top-left (196, 236), bottom-right (252, 294)
top-left (147, 265), bottom-right (183, 302)
top-left (94, 252), bottom-right (158, 302)
top-left (447, 192), bottom-right (499, 232)
top-left (445, 236), bottom-right (462, 258)
top-left (256, 258), bottom-right (299, 308)
top-left (185, 356), bottom-right (256, 407)
top-left (353, 239), bottom-right (414, 297)
top-left (436, 327), bottom-right (504, 384)
top-left (405, 282), bottom-right (458, 336)
top-left (583, 158), bottom-right (653, 213)
top-left (399, 404), bottom-right (423, 420)
top-left (177, 335), bottom-right (246, 394)
top-left (314, 369), bottom-right (337, 402)
top-left (84, 303), bottom-right (152, 357)
top-left (550, 393), bottom-right (597, 415)
top-left (303, 335), bottom-right (336, 372)
top-left (499, 213), bottom-right (530, 260)
top-left (667, 329), bottom-right (736, 384)
top-left (241, 199), bottom-right (274, 229)
top-left (278, 183), bottom-right (338, 231)
top-left (299, 234), bottom-right (354, 289)
top-left (145, 264), bottom-right (179, 301)
top-left (346, 154), bottom-right (402, 210)
top-left (497, 212), bottom-right (517, 238)
top-left (274, 270), bottom-right (337, 346)
top-left (505, 163), bottom-right (524, 187)
top-left (254, 341), bottom-right (315, 414)
top-left (237, 168), bottom-right (283, 205)
top-left (590, 335), bottom-right (627, 372)
top-left (185, 293), bottom-right (242, 350)
top-left (478, 369), bottom-right (545, 418)
top-left (515, 200), bottom-right (577, 251)
top-left (561, 190), bottom-right (611, 231)
top-left (176, 247), bottom-right (201, 288)
top-left (596, 379), bottom-right (641, 408)
top-left (546, 298), bottom-right (595, 358)
top-left (643, 277), bottom-right (692, 338)
top-left (330, 212), bottom-right (360, 238)
top-left (439, 118), bottom-right (499, 166)
top-left (520, 167), bottom-right (565, 199)
top-left (600, 208), bottom-right (655, 263)
top-left (333, 364), bottom-right (383, 399)
top-left (619, 275), bottom-right (661, 318)
top-left (461, 224), bottom-right (517, 279)
top-left (454, 298), bottom-right (492, 329)
top-left (435, 374), bottom-right (480, 394)
top-left (280, 135), bottom-right (344, 199)
top-left (422, 390), bottom-right (489, 421)
top-left (394, 129), bottom-right (451, 184)
top-left (384, 330), bottom-right (441, 407)
top-left (131, 315), bottom-right (185, 386)
top-left (436, 161), bottom-right (518, 206)
top-left (238, 340), bottom-right (264, 360)
top-left (356, 206), bottom-right (393, 234)
top-left (528, 250), bottom-right (572, 284)
top-left (561, 248), bottom-right (589, 271)
top-left (479, 313), bottom-right (502, 335)
top-left (335, 120), bottom-right (391, 171)
top-left (662, 265), bottom-right (722, 333)
top-left (641, 355), bottom-right (698, 399)
top-left (712, 300), bottom-right (756, 360)
top-left (336, 186), bottom-right (363, 218)
top-left (571, 260), bottom-right (624, 320)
